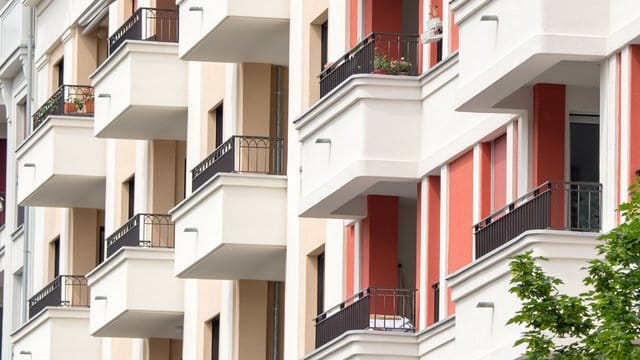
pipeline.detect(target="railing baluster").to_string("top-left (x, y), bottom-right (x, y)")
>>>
top-left (108, 8), bottom-right (178, 55)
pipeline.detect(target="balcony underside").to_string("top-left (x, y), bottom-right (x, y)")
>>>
top-left (95, 105), bottom-right (187, 140)
top-left (300, 166), bottom-right (418, 218)
top-left (20, 175), bottom-right (105, 208)
top-left (92, 309), bottom-right (183, 339)
top-left (178, 243), bottom-right (286, 280)
top-left (182, 16), bottom-right (289, 65)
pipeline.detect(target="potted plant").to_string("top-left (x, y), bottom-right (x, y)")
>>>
top-left (72, 97), bottom-right (84, 113)
top-left (390, 57), bottom-right (412, 75)
top-left (82, 88), bottom-right (94, 113)
top-left (373, 52), bottom-right (390, 74)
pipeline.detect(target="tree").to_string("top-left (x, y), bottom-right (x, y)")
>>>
top-left (508, 182), bottom-right (640, 359)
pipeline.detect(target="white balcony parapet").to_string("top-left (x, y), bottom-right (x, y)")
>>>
top-left (178, 0), bottom-right (289, 65)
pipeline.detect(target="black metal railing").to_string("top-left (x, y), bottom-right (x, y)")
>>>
top-left (105, 213), bottom-right (175, 258)
top-left (32, 85), bottom-right (94, 131)
top-left (28, 275), bottom-right (89, 318)
top-left (191, 135), bottom-right (284, 191)
top-left (314, 288), bottom-right (416, 348)
top-left (319, 32), bottom-right (420, 97)
top-left (109, 7), bottom-right (178, 55)
top-left (432, 282), bottom-right (439, 323)
top-left (474, 181), bottom-right (602, 259)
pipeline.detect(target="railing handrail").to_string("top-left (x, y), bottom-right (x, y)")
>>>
top-left (314, 287), bottom-right (417, 324)
top-left (109, 7), bottom-right (178, 54)
top-left (28, 275), bottom-right (87, 305)
top-left (319, 32), bottom-right (420, 79)
top-left (105, 213), bottom-right (173, 248)
top-left (473, 181), bottom-right (602, 232)
top-left (191, 135), bottom-right (284, 181)
top-left (32, 84), bottom-right (94, 130)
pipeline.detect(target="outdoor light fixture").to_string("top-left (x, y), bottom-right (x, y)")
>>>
top-left (19, 351), bottom-right (32, 355)
top-left (183, 227), bottom-right (198, 233)
top-left (189, 6), bottom-right (203, 12)
top-left (476, 301), bottom-right (495, 308)
top-left (23, 163), bottom-right (35, 168)
top-left (94, 295), bottom-right (108, 301)
top-left (97, 93), bottom-right (111, 98)
top-left (480, 15), bottom-right (499, 22)
top-left (315, 138), bottom-right (331, 144)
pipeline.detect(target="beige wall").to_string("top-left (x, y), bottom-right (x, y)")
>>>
top-left (149, 140), bottom-right (186, 213)
top-left (200, 63), bottom-right (226, 156)
top-left (115, 139), bottom-right (136, 224)
top-left (146, 338), bottom-right (182, 360)
top-left (110, 338), bottom-right (133, 360)
top-left (44, 208), bottom-right (62, 281)
top-left (49, 44), bottom-right (64, 93)
top-left (75, 28), bottom-right (99, 85)
top-left (303, 2), bottom-right (329, 108)
top-left (69, 208), bottom-right (101, 275)
top-left (238, 63), bottom-right (272, 137)
top-left (235, 280), bottom-right (268, 360)
top-left (300, 219), bottom-right (328, 355)
top-left (198, 280), bottom-right (223, 360)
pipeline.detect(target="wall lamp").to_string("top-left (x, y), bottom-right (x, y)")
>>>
top-left (183, 227), bottom-right (199, 233)
top-left (189, 6), bottom-right (203, 12)
top-left (23, 163), bottom-right (36, 168)
top-left (19, 351), bottom-right (32, 355)
top-left (97, 93), bottom-right (111, 98)
top-left (476, 301), bottom-right (495, 309)
top-left (480, 15), bottom-right (499, 22)
top-left (94, 295), bottom-right (108, 301)
top-left (315, 138), bottom-right (331, 144)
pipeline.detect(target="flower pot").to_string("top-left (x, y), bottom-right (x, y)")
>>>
top-left (84, 100), bottom-right (94, 113)
top-left (374, 69), bottom-right (387, 75)
top-left (64, 102), bottom-right (77, 113)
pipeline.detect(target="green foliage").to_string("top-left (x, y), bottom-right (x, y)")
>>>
top-left (508, 180), bottom-right (640, 359)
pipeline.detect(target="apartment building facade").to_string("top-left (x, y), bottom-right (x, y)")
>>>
top-left (0, 0), bottom-right (637, 359)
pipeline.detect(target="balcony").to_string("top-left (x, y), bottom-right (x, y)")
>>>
top-left (450, 0), bottom-right (607, 111)
top-left (28, 275), bottom-right (89, 319)
top-left (12, 276), bottom-right (100, 359)
top-left (314, 288), bottom-right (416, 348)
top-left (296, 63), bottom-right (421, 218)
top-left (449, 230), bottom-right (599, 359)
top-left (16, 85), bottom-right (106, 208)
top-left (171, 135), bottom-right (286, 280)
top-left (474, 181), bottom-right (601, 259)
top-left (87, 214), bottom-right (183, 339)
top-left (320, 33), bottom-right (420, 97)
top-left (178, 0), bottom-right (289, 65)
top-left (91, 8), bottom-right (187, 140)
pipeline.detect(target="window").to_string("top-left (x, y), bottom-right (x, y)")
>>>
top-left (210, 316), bottom-right (220, 360)
top-left (125, 176), bottom-right (135, 220)
top-left (16, 206), bottom-right (24, 228)
top-left (98, 226), bottom-right (105, 263)
top-left (52, 238), bottom-right (60, 278)
top-left (317, 252), bottom-right (325, 315)
top-left (320, 21), bottom-right (328, 70)
top-left (55, 58), bottom-right (64, 88)
top-left (215, 103), bottom-right (224, 148)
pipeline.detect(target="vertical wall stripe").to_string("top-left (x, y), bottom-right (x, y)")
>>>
top-left (438, 168), bottom-right (448, 321)
top-left (427, 176), bottom-right (441, 325)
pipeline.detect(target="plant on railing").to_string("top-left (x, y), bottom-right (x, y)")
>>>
top-left (82, 87), bottom-right (95, 113)
top-left (508, 180), bottom-right (640, 359)
top-left (373, 49), bottom-right (390, 74)
top-left (390, 57), bottom-right (412, 75)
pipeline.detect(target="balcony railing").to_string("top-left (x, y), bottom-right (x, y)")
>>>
top-left (191, 135), bottom-right (284, 191)
top-left (28, 275), bottom-right (89, 318)
top-left (109, 7), bottom-right (178, 55)
top-left (314, 288), bottom-right (416, 348)
top-left (32, 85), bottom-right (94, 131)
top-left (105, 213), bottom-right (175, 259)
top-left (319, 32), bottom-right (420, 97)
top-left (474, 181), bottom-right (602, 259)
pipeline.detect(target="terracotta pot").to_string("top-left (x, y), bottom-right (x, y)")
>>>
top-left (64, 102), bottom-right (77, 113)
top-left (374, 69), bottom-right (387, 75)
top-left (84, 100), bottom-right (95, 113)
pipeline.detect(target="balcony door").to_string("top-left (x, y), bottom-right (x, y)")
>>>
top-left (569, 114), bottom-right (600, 229)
